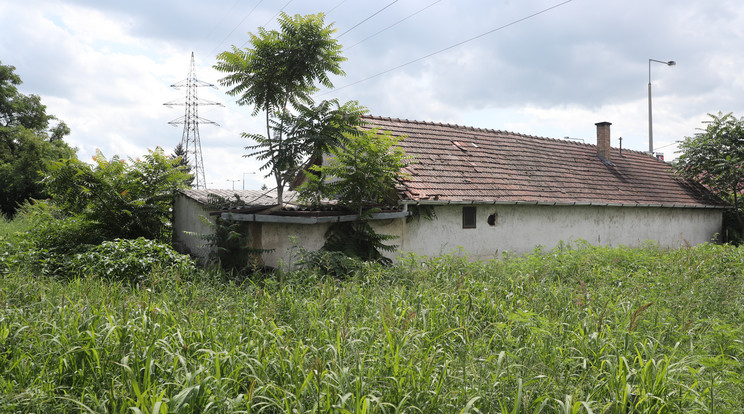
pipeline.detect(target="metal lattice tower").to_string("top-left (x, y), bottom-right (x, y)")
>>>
top-left (165, 52), bottom-right (223, 189)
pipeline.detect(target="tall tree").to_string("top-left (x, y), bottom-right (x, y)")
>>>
top-left (675, 112), bottom-right (744, 241)
top-left (0, 61), bottom-right (75, 217)
top-left (213, 12), bottom-right (346, 205)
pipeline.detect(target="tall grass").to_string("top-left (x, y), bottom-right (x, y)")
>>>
top-left (0, 239), bottom-right (743, 412)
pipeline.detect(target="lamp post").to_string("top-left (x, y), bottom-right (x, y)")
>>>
top-left (648, 58), bottom-right (675, 154)
top-left (227, 179), bottom-right (239, 190)
top-left (242, 172), bottom-right (255, 190)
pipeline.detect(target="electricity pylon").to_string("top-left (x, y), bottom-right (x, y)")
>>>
top-left (165, 52), bottom-right (223, 189)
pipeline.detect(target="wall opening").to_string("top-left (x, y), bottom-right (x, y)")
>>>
top-left (462, 206), bottom-right (476, 229)
top-left (487, 212), bottom-right (498, 226)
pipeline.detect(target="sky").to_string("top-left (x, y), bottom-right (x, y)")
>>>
top-left (2, 0), bottom-right (743, 190)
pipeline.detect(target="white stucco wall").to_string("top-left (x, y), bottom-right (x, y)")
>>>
top-left (173, 194), bottom-right (214, 261)
top-left (175, 198), bottom-right (723, 268)
top-left (258, 218), bottom-right (407, 268)
top-left (400, 204), bottom-right (723, 260)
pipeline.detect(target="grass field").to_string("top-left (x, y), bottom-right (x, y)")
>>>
top-left (1, 231), bottom-right (743, 412)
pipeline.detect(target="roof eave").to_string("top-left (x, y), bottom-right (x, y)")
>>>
top-left (399, 199), bottom-right (729, 210)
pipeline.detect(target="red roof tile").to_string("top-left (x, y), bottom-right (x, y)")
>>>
top-left (361, 116), bottom-right (726, 208)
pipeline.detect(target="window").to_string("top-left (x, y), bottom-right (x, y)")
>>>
top-left (462, 206), bottom-right (476, 229)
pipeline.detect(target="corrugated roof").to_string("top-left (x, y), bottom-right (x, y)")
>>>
top-left (179, 189), bottom-right (299, 206)
top-left (362, 116), bottom-right (726, 208)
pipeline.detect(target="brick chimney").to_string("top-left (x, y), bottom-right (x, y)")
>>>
top-left (595, 121), bottom-right (612, 161)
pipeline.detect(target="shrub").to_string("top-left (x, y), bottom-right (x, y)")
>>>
top-left (74, 237), bottom-right (195, 284)
top-left (297, 249), bottom-right (367, 279)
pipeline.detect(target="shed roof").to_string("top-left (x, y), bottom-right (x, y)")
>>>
top-left (361, 116), bottom-right (725, 209)
top-left (178, 189), bottom-right (299, 207)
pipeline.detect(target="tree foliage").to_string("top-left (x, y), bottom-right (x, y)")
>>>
top-left (43, 148), bottom-right (192, 242)
top-left (675, 112), bottom-right (744, 241)
top-left (214, 12), bottom-right (350, 205)
top-left (172, 142), bottom-right (195, 188)
top-left (298, 129), bottom-right (410, 264)
top-left (0, 61), bottom-right (75, 216)
top-left (299, 128), bottom-right (409, 215)
top-left (244, 99), bottom-right (367, 200)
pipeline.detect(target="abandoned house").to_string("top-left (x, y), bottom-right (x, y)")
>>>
top-left (173, 116), bottom-right (726, 267)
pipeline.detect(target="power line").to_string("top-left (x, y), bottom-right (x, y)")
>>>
top-left (234, 0), bottom-right (294, 49)
top-left (326, 0), bottom-right (349, 15)
top-left (325, 0), bottom-right (573, 95)
top-left (261, 0), bottom-right (295, 28)
top-left (344, 0), bottom-right (442, 51)
top-left (210, 0), bottom-right (265, 55)
top-left (654, 141), bottom-right (679, 151)
top-left (337, 0), bottom-right (399, 38)
top-left (205, 0), bottom-right (244, 42)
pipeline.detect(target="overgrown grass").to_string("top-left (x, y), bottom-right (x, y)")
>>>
top-left (1, 237), bottom-right (743, 412)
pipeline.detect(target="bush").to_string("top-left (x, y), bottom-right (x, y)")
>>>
top-left (74, 238), bottom-right (196, 284)
top-left (297, 249), bottom-right (367, 279)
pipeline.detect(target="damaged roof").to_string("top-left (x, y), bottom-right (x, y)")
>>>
top-left (361, 116), bottom-right (726, 208)
top-left (178, 189), bottom-right (299, 207)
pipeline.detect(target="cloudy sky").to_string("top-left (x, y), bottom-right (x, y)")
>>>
top-left (2, 0), bottom-right (743, 190)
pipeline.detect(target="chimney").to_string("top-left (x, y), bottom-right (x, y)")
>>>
top-left (595, 121), bottom-right (612, 161)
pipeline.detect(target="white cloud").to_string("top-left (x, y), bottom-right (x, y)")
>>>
top-left (2, 0), bottom-right (744, 190)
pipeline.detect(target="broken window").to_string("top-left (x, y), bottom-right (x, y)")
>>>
top-left (462, 206), bottom-right (476, 229)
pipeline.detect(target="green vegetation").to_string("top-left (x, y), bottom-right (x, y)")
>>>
top-left (675, 112), bottom-right (744, 243)
top-left (0, 61), bottom-right (76, 217)
top-left (214, 12), bottom-right (354, 205)
top-left (43, 148), bottom-right (192, 243)
top-left (298, 128), bottom-right (410, 265)
top-left (1, 210), bottom-right (743, 413)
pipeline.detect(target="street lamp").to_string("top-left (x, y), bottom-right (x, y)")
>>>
top-left (227, 179), bottom-right (239, 190)
top-left (648, 58), bottom-right (676, 154)
top-left (242, 172), bottom-right (255, 190)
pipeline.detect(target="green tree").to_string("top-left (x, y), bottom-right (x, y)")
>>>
top-left (245, 99), bottom-right (367, 196)
top-left (44, 147), bottom-right (192, 242)
top-left (171, 142), bottom-right (195, 188)
top-left (0, 62), bottom-right (75, 216)
top-left (300, 128), bottom-right (409, 215)
top-left (214, 12), bottom-right (346, 205)
top-left (298, 129), bottom-right (410, 263)
top-left (675, 112), bottom-right (744, 241)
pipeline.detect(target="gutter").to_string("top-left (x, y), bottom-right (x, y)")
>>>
top-left (398, 199), bottom-right (729, 210)
top-left (221, 210), bottom-right (411, 224)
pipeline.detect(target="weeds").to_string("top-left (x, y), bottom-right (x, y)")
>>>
top-left (0, 235), bottom-right (743, 412)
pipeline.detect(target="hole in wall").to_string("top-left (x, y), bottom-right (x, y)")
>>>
top-left (487, 212), bottom-right (498, 226)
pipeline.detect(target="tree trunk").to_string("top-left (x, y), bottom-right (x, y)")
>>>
top-left (275, 174), bottom-right (284, 207)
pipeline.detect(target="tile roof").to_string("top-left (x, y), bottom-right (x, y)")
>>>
top-left (361, 116), bottom-right (726, 208)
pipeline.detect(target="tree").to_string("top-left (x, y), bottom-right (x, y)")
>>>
top-left (172, 142), bottom-right (195, 188)
top-left (43, 148), bottom-right (192, 242)
top-left (214, 12), bottom-right (346, 205)
top-left (675, 112), bottom-right (744, 241)
top-left (298, 129), bottom-right (410, 263)
top-left (0, 61), bottom-right (75, 216)
top-left (245, 99), bottom-right (367, 197)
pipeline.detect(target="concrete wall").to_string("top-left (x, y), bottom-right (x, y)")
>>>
top-left (400, 204), bottom-right (723, 260)
top-left (173, 194), bottom-right (214, 261)
top-left (258, 218), bottom-right (407, 268)
top-left (175, 197), bottom-right (722, 267)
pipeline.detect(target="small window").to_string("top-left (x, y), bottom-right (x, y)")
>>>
top-left (462, 206), bottom-right (476, 229)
